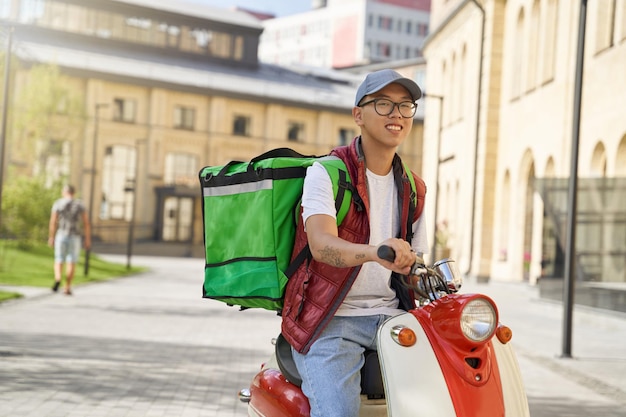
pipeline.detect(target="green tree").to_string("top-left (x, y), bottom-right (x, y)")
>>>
top-left (12, 63), bottom-right (85, 178)
top-left (1, 64), bottom-right (85, 244)
top-left (14, 63), bottom-right (85, 139)
top-left (1, 176), bottom-right (61, 246)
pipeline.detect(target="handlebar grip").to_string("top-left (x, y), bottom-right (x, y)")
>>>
top-left (377, 245), bottom-right (396, 262)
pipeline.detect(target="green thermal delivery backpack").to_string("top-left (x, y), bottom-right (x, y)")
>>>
top-left (199, 148), bottom-right (356, 311)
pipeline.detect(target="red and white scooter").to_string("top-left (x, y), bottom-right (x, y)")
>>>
top-left (239, 246), bottom-right (530, 416)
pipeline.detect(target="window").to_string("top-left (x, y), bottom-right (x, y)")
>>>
top-left (22, 0), bottom-right (252, 64)
top-left (527, 0), bottom-right (540, 92)
top-left (378, 16), bottom-right (392, 30)
top-left (595, 0), bottom-right (616, 53)
top-left (162, 197), bottom-right (193, 242)
top-left (418, 23), bottom-right (429, 36)
top-left (338, 128), bottom-right (355, 146)
top-left (0, 1), bottom-right (10, 19)
top-left (34, 139), bottom-right (70, 185)
top-left (616, 135), bottom-right (626, 175)
top-left (233, 115), bottom-right (250, 136)
top-left (451, 52), bottom-right (457, 120)
top-left (621, 0), bottom-right (626, 42)
top-left (498, 171), bottom-right (511, 262)
top-left (377, 43), bottom-right (390, 57)
top-left (287, 122), bottom-right (304, 142)
top-left (590, 142), bottom-right (607, 178)
top-left (174, 106), bottom-right (195, 130)
top-left (458, 46), bottom-right (466, 121)
top-left (101, 145), bottom-right (136, 220)
top-left (113, 98), bottom-right (136, 123)
top-left (164, 152), bottom-right (198, 186)
top-left (541, 0), bottom-right (558, 83)
top-left (233, 35), bottom-right (244, 60)
top-left (442, 61), bottom-right (449, 125)
top-left (511, 8), bottom-right (525, 100)
top-left (208, 31), bottom-right (233, 58)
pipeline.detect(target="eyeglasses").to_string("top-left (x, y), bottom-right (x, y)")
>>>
top-left (358, 98), bottom-right (417, 118)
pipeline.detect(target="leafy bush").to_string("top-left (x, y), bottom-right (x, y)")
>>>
top-left (1, 176), bottom-right (62, 245)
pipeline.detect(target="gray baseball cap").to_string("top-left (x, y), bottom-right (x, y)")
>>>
top-left (354, 69), bottom-right (422, 106)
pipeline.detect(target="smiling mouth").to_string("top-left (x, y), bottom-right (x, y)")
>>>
top-left (386, 124), bottom-right (402, 131)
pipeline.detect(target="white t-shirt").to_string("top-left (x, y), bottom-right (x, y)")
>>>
top-left (301, 162), bottom-right (428, 317)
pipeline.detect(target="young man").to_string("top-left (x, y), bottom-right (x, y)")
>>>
top-left (281, 69), bottom-right (428, 417)
top-left (48, 184), bottom-right (91, 295)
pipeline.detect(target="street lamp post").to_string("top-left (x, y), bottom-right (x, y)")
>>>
top-left (125, 176), bottom-right (136, 270)
top-left (84, 102), bottom-right (108, 276)
top-left (126, 139), bottom-right (146, 270)
top-left (0, 26), bottom-right (13, 230)
top-left (562, 0), bottom-right (587, 359)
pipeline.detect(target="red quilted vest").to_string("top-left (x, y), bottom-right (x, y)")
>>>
top-left (281, 137), bottom-right (426, 353)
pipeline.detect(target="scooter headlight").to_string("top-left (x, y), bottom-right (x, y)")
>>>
top-left (460, 298), bottom-right (497, 342)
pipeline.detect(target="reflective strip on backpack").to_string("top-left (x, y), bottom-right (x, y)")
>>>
top-left (203, 180), bottom-right (273, 197)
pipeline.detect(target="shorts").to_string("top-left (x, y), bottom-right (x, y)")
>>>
top-left (54, 234), bottom-right (82, 263)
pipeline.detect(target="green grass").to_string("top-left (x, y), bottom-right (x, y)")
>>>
top-left (0, 240), bottom-right (146, 302)
top-left (0, 290), bottom-right (22, 302)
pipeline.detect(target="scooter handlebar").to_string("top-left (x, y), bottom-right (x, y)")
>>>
top-left (377, 245), bottom-right (397, 263)
top-left (378, 245), bottom-right (454, 301)
top-left (378, 245), bottom-right (426, 271)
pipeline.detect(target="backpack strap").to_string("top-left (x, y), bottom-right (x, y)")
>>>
top-left (392, 159), bottom-right (424, 311)
top-left (317, 157), bottom-right (355, 223)
top-left (251, 147), bottom-right (316, 162)
top-left (403, 162), bottom-right (418, 209)
top-left (285, 158), bottom-right (358, 279)
top-left (285, 244), bottom-right (312, 279)
top-left (401, 161), bottom-right (417, 244)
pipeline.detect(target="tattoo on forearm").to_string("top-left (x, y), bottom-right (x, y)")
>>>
top-left (320, 246), bottom-right (347, 267)
top-left (355, 253), bottom-right (366, 261)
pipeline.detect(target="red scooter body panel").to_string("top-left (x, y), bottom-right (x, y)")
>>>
top-left (412, 294), bottom-right (506, 417)
top-left (250, 368), bottom-right (310, 417)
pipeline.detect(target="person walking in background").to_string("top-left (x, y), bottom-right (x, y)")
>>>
top-left (48, 184), bottom-right (91, 295)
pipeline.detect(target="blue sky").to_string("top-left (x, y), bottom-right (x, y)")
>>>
top-left (189, 0), bottom-right (312, 17)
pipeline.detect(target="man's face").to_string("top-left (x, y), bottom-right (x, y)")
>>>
top-left (353, 83), bottom-right (414, 149)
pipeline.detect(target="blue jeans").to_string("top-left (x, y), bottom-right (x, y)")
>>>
top-left (292, 315), bottom-right (389, 417)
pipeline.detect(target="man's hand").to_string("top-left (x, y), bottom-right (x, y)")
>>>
top-left (376, 238), bottom-right (416, 275)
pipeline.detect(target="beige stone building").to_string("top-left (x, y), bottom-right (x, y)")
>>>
top-left (423, 0), bottom-right (626, 309)
top-left (0, 0), bottom-right (425, 256)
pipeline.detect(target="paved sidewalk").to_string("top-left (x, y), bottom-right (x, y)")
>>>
top-left (1, 255), bottom-right (625, 417)
top-left (0, 255), bottom-right (282, 417)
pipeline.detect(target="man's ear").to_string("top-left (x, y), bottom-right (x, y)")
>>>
top-left (353, 106), bottom-right (364, 126)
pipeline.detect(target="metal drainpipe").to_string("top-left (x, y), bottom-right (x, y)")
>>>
top-left (466, 0), bottom-right (485, 277)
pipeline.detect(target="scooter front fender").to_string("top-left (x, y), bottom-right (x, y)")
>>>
top-left (377, 313), bottom-right (457, 416)
top-left (493, 339), bottom-right (531, 416)
top-left (378, 308), bottom-right (529, 417)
